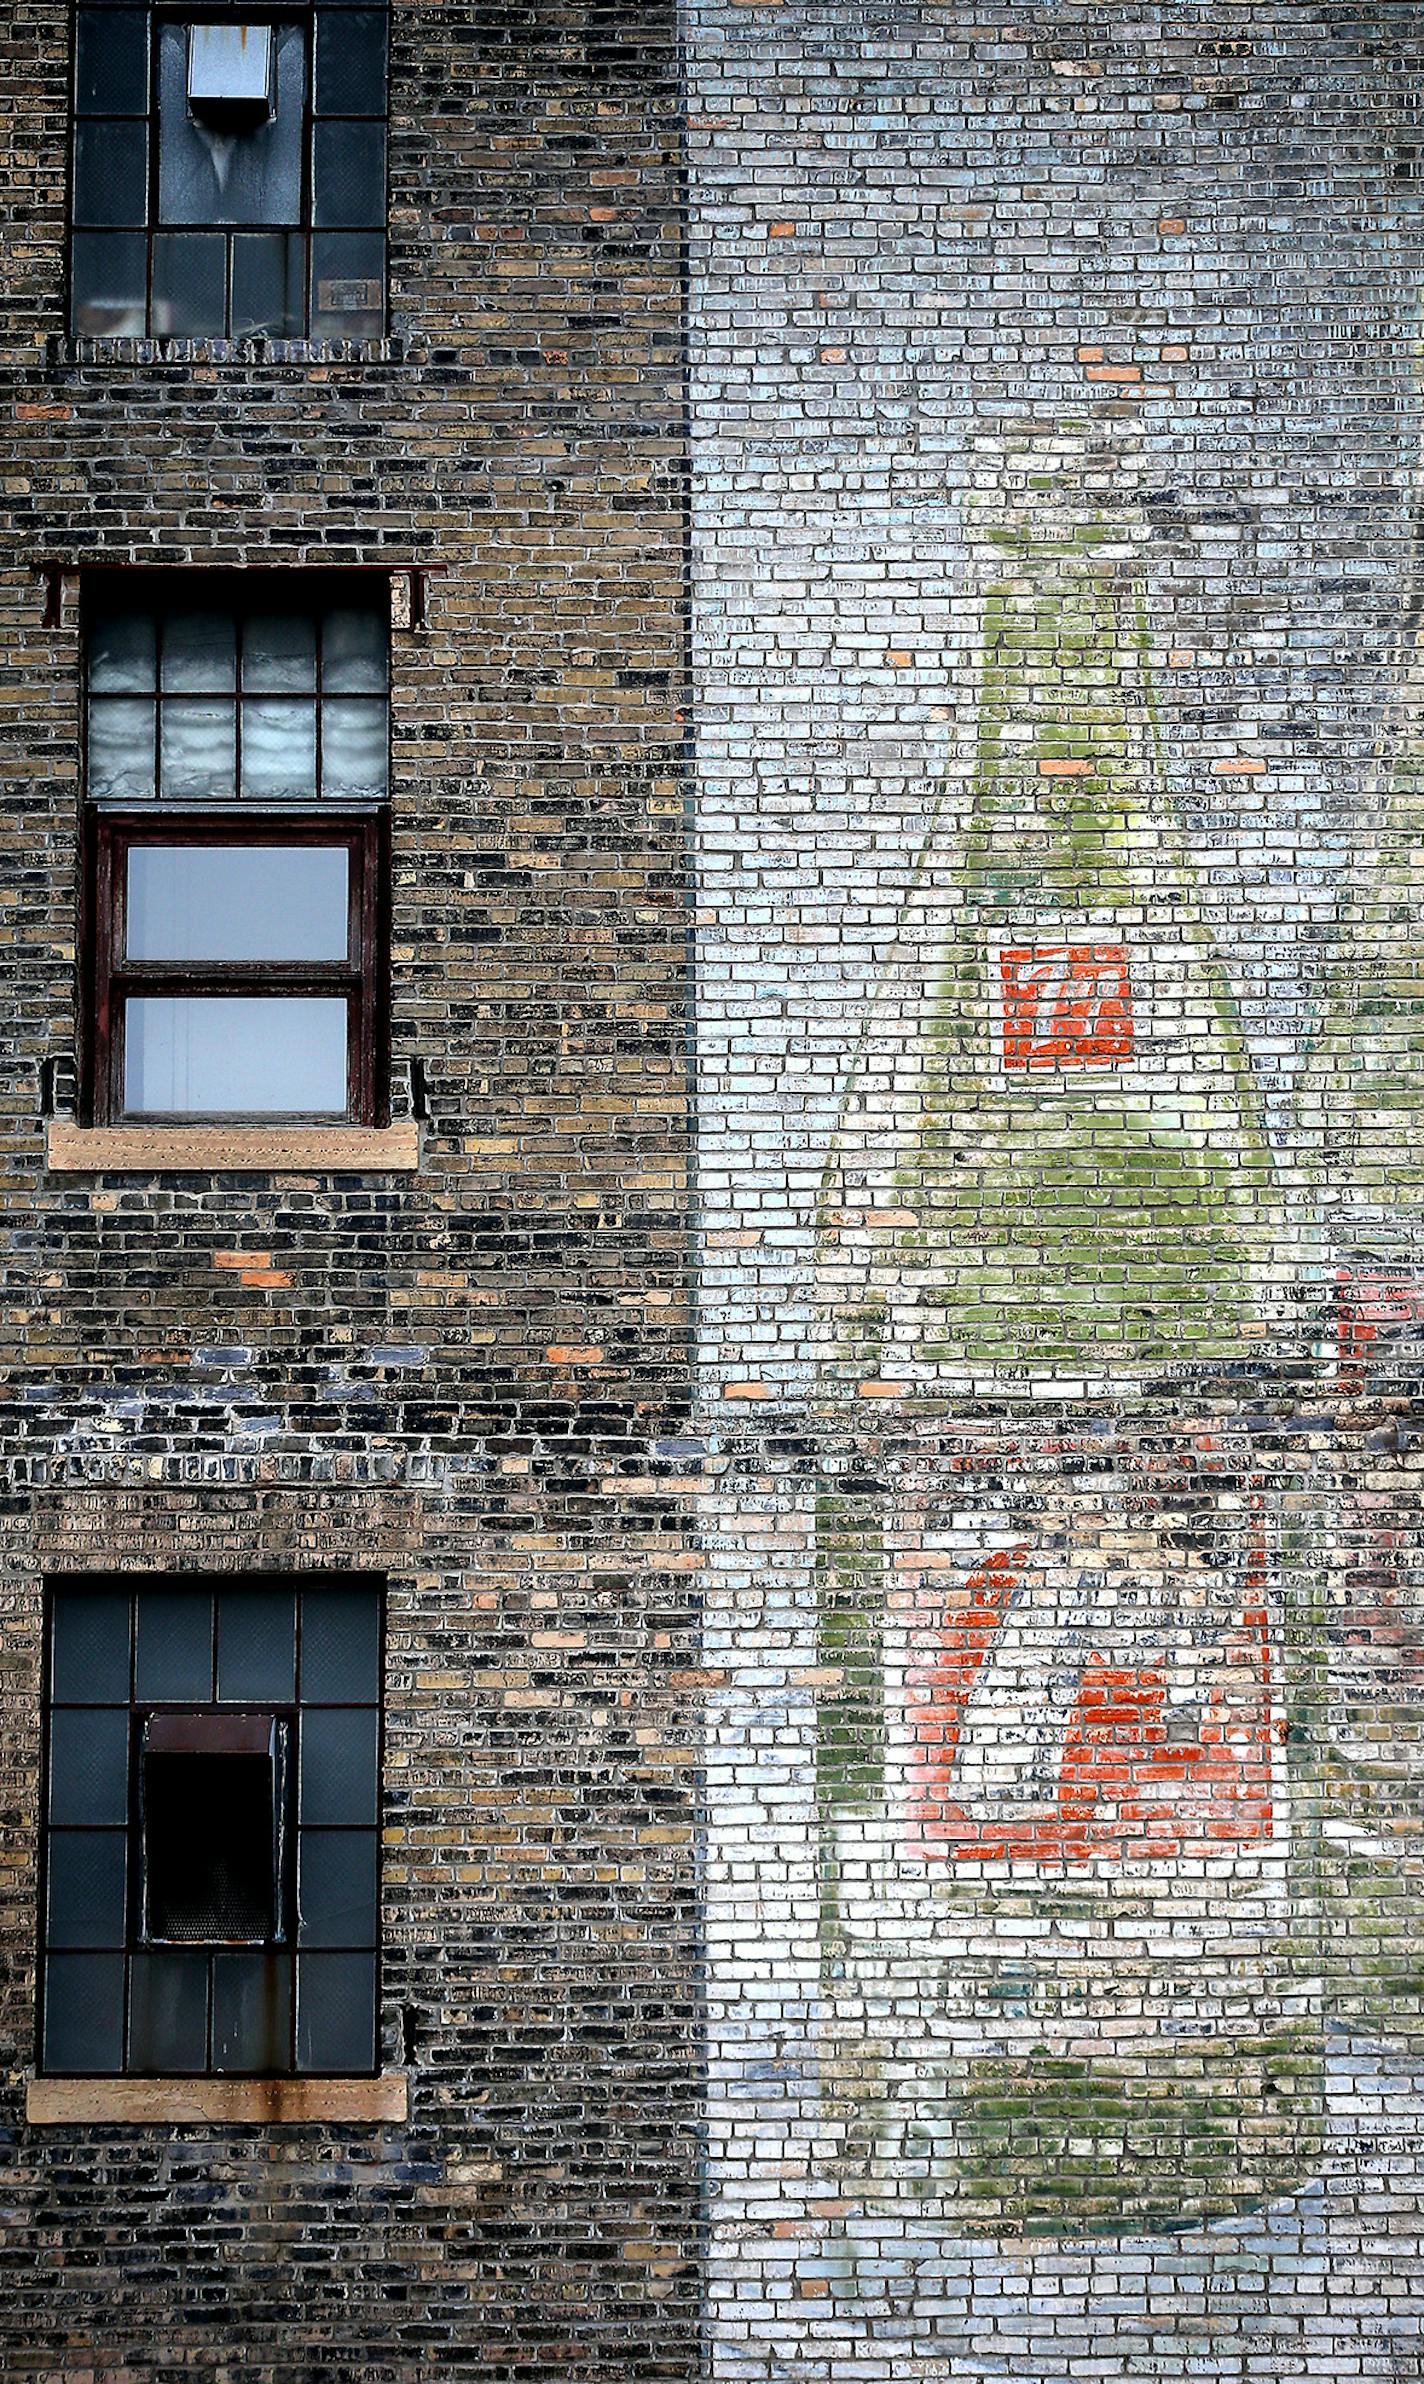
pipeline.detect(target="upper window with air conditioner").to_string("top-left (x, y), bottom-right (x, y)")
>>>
top-left (70, 4), bottom-right (388, 342)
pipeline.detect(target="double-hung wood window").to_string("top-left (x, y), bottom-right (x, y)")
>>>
top-left (81, 574), bottom-right (390, 1127)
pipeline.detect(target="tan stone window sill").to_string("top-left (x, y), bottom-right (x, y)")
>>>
top-left (46, 1122), bottom-right (421, 1174)
top-left (27, 2074), bottom-right (408, 2127)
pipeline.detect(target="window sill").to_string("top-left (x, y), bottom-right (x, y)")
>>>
top-left (47, 1121), bottom-right (421, 1174)
top-left (27, 2074), bottom-right (407, 2127)
top-left (47, 334), bottom-right (416, 371)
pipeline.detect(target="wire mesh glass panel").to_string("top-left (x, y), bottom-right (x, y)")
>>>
top-left (314, 11), bottom-right (388, 116)
top-left (312, 121), bottom-right (386, 228)
top-left (296, 1951), bottom-right (376, 2073)
top-left (89, 612), bottom-right (157, 695)
top-left (134, 1584), bottom-right (214, 1702)
top-left (74, 122), bottom-right (148, 227)
top-left (152, 231), bottom-right (228, 338)
top-left (309, 233), bottom-right (385, 340)
top-left (51, 1588), bottom-right (131, 1704)
top-left (217, 1582), bottom-right (298, 1704)
top-left (128, 1950), bottom-right (208, 2073)
top-left (158, 699), bottom-right (238, 800)
top-left (161, 612), bottom-right (238, 694)
top-left (46, 1831), bottom-right (128, 1950)
top-left (47, 1709), bottom-right (129, 1827)
top-left (45, 1954), bottom-right (126, 2074)
top-left (75, 10), bottom-right (149, 115)
top-left (88, 699), bottom-right (156, 802)
top-left (243, 610), bottom-right (318, 693)
top-left (299, 1709), bottom-right (380, 1826)
top-left (241, 699), bottom-right (318, 800)
top-left (300, 1584), bottom-right (382, 1702)
top-left (212, 1951), bottom-right (293, 2073)
top-left (321, 606), bottom-right (388, 693)
top-left (321, 700), bottom-right (388, 799)
top-left (297, 1831), bottom-right (378, 1947)
top-left (70, 231), bottom-right (148, 337)
top-left (230, 231), bottom-right (306, 338)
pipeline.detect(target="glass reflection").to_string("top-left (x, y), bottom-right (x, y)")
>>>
top-left (126, 846), bottom-right (348, 962)
top-left (125, 996), bottom-right (348, 1115)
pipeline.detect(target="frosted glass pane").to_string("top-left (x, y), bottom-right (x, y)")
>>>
top-left (321, 700), bottom-right (387, 799)
top-left (297, 1832), bottom-right (377, 1947)
top-left (160, 700), bottom-right (237, 801)
top-left (244, 613), bottom-right (316, 692)
top-left (161, 613), bottom-right (236, 692)
top-left (125, 996), bottom-right (349, 1116)
top-left (88, 699), bottom-right (155, 802)
top-left (135, 1583), bottom-right (214, 1700)
top-left (300, 1584), bottom-right (381, 1702)
top-left (127, 846), bottom-right (348, 962)
top-left (241, 699), bottom-right (317, 799)
top-left (321, 607), bottom-right (386, 693)
top-left (89, 614), bottom-right (156, 695)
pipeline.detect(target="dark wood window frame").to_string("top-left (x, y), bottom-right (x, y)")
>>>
top-left (84, 811), bottom-right (390, 1126)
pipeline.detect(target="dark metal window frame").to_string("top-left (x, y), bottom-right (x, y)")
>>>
top-left (84, 810), bottom-right (389, 1125)
top-left (38, 1574), bottom-right (386, 2080)
top-left (68, 1), bottom-right (389, 342)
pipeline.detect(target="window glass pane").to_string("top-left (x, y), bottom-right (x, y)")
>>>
top-left (160, 612), bottom-right (237, 693)
top-left (314, 11), bottom-right (387, 116)
top-left (143, 1747), bottom-right (276, 1942)
top-left (212, 1952), bottom-right (292, 2073)
top-left (300, 1585), bottom-right (381, 1703)
top-left (309, 233), bottom-right (384, 340)
top-left (74, 121), bottom-right (148, 226)
top-left (321, 700), bottom-right (387, 799)
top-left (312, 121), bottom-right (386, 229)
top-left (158, 21), bottom-right (304, 227)
top-left (45, 1954), bottom-right (126, 2074)
top-left (127, 846), bottom-right (349, 963)
top-left (70, 230), bottom-right (147, 337)
top-left (321, 606), bottom-right (387, 693)
top-left (89, 613), bottom-right (156, 695)
top-left (230, 231), bottom-right (305, 339)
top-left (159, 699), bottom-right (237, 801)
top-left (128, 1950), bottom-right (208, 2073)
top-left (46, 1830), bottom-right (128, 1949)
top-left (297, 1830), bottom-right (377, 1947)
top-left (296, 1950), bottom-right (375, 2073)
top-left (241, 699), bottom-right (318, 800)
top-left (75, 10), bottom-right (149, 115)
top-left (134, 1583), bottom-right (214, 1702)
top-left (88, 698), bottom-right (156, 802)
top-left (151, 232), bottom-right (228, 339)
top-left (51, 1588), bottom-right (131, 1703)
top-left (299, 1708), bottom-right (379, 1825)
top-left (217, 1582), bottom-right (297, 1703)
top-left (243, 612), bottom-right (317, 693)
top-left (125, 996), bottom-right (350, 1117)
top-left (48, 1708), bottom-right (129, 1827)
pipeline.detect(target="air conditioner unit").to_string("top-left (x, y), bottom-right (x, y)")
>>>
top-left (188, 24), bottom-right (274, 120)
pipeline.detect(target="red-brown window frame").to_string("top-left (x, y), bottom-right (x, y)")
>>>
top-left (83, 811), bottom-right (389, 1126)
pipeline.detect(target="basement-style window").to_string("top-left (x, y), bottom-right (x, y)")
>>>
top-left (40, 1577), bottom-right (383, 2078)
top-left (81, 574), bottom-right (390, 1126)
top-left (70, 4), bottom-right (388, 341)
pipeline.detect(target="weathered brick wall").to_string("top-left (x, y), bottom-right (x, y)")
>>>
top-left (688, 4), bottom-right (1424, 2378)
top-left (0, 2), bottom-right (697, 2378)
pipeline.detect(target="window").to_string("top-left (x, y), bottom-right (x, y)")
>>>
top-left (40, 1577), bottom-right (384, 2078)
top-left (71, 4), bottom-right (388, 341)
top-left (80, 574), bottom-right (390, 1125)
